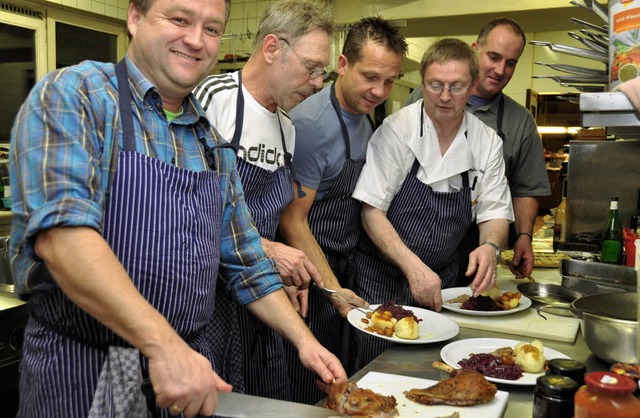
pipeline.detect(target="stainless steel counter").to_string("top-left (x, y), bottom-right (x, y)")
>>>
top-left (348, 325), bottom-right (608, 418)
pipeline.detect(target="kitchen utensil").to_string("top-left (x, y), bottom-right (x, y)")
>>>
top-left (560, 258), bottom-right (637, 295)
top-left (537, 292), bottom-right (638, 363)
top-left (141, 380), bottom-right (341, 417)
top-left (516, 282), bottom-right (584, 317)
top-left (567, 31), bottom-right (608, 54)
top-left (534, 61), bottom-right (607, 76)
top-left (578, 29), bottom-right (609, 48)
top-left (313, 283), bottom-right (372, 313)
top-left (501, 259), bottom-right (535, 282)
top-left (570, 0), bottom-right (609, 24)
top-left (532, 74), bottom-right (609, 84)
top-left (559, 83), bottom-right (606, 92)
top-left (529, 40), bottom-right (608, 63)
top-left (570, 17), bottom-right (608, 35)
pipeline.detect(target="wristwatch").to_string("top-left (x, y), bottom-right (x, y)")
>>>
top-left (481, 240), bottom-right (502, 263)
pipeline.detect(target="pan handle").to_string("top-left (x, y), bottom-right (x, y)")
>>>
top-left (537, 304), bottom-right (582, 320)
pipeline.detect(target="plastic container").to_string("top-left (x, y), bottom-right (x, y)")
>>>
top-left (574, 371), bottom-right (640, 418)
top-left (533, 374), bottom-right (578, 418)
top-left (547, 358), bottom-right (586, 387)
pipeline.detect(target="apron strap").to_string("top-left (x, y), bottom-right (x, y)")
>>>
top-left (496, 93), bottom-right (505, 140)
top-left (115, 59), bottom-right (136, 153)
top-left (330, 82), bottom-right (352, 160)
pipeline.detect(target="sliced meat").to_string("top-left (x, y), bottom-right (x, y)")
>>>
top-left (405, 369), bottom-right (497, 406)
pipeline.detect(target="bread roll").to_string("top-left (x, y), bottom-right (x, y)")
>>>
top-left (394, 317), bottom-right (420, 340)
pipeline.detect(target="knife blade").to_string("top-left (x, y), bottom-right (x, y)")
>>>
top-left (216, 391), bottom-right (346, 418)
top-left (141, 379), bottom-right (345, 417)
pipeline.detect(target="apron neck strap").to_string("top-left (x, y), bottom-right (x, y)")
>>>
top-left (115, 59), bottom-right (137, 152)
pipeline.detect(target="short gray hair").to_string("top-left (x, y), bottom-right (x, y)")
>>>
top-left (253, 0), bottom-right (334, 49)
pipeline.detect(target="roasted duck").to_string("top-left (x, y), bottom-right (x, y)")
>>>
top-left (319, 381), bottom-right (398, 417)
top-left (404, 362), bottom-right (497, 406)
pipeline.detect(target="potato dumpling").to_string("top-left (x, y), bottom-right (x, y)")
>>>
top-left (371, 310), bottom-right (397, 331)
top-left (394, 317), bottom-right (420, 340)
top-left (514, 339), bottom-right (546, 373)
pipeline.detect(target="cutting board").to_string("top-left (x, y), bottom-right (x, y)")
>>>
top-left (356, 371), bottom-right (508, 418)
top-left (440, 306), bottom-right (580, 343)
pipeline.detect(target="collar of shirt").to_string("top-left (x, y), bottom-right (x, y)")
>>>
top-left (407, 110), bottom-right (474, 185)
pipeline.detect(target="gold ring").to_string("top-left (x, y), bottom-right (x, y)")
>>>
top-left (171, 404), bottom-right (184, 412)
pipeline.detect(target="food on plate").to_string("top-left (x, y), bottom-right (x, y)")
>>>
top-left (502, 249), bottom-right (568, 267)
top-left (394, 317), bottom-right (420, 340)
top-left (453, 286), bottom-right (522, 312)
top-left (514, 339), bottom-right (546, 373)
top-left (457, 353), bottom-right (523, 380)
top-left (405, 361), bottom-right (497, 406)
top-left (361, 301), bottom-right (422, 340)
top-left (319, 381), bottom-right (398, 417)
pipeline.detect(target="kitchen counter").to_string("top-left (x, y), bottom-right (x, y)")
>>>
top-left (348, 265), bottom-right (612, 418)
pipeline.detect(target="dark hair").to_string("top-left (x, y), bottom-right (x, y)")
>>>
top-left (476, 17), bottom-right (526, 46)
top-left (419, 38), bottom-right (479, 83)
top-left (253, 0), bottom-right (334, 49)
top-left (342, 16), bottom-right (408, 64)
top-left (130, 0), bottom-right (231, 23)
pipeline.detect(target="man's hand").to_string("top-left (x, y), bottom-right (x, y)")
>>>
top-left (509, 234), bottom-right (534, 278)
top-left (264, 240), bottom-right (323, 289)
top-left (283, 285), bottom-right (309, 318)
top-left (328, 287), bottom-right (368, 318)
top-left (466, 244), bottom-right (498, 297)
top-left (614, 77), bottom-right (640, 111)
top-left (404, 262), bottom-right (443, 311)
top-left (147, 334), bottom-right (232, 418)
top-left (297, 340), bottom-right (347, 385)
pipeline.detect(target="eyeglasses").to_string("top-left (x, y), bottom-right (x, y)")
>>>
top-left (280, 38), bottom-right (326, 79)
top-left (424, 81), bottom-right (470, 96)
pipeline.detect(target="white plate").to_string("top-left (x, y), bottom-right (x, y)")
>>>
top-left (440, 338), bottom-right (571, 385)
top-left (347, 304), bottom-right (459, 344)
top-left (441, 287), bottom-right (532, 316)
top-left (356, 371), bottom-right (508, 417)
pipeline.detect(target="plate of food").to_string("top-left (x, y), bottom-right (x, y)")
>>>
top-left (347, 301), bottom-right (459, 344)
top-left (441, 287), bottom-right (532, 316)
top-left (440, 338), bottom-right (571, 386)
top-left (320, 371), bottom-right (508, 417)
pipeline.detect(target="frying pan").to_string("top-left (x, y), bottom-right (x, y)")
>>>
top-left (529, 41), bottom-right (608, 63)
top-left (538, 292), bottom-right (638, 364)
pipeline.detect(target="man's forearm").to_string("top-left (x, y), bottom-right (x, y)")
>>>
top-left (478, 218), bottom-right (510, 248)
top-left (512, 196), bottom-right (539, 236)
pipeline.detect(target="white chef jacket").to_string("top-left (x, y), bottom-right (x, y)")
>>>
top-left (353, 100), bottom-right (514, 224)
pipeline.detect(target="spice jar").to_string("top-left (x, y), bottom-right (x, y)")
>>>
top-left (574, 371), bottom-right (640, 418)
top-left (533, 374), bottom-right (578, 418)
top-left (547, 358), bottom-right (586, 387)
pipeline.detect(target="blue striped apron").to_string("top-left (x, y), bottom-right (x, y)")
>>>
top-left (206, 70), bottom-right (295, 401)
top-left (286, 83), bottom-right (373, 404)
top-left (18, 59), bottom-right (223, 418)
top-left (351, 109), bottom-right (473, 371)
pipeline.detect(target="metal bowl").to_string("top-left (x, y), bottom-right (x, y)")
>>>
top-left (517, 282), bottom-right (584, 316)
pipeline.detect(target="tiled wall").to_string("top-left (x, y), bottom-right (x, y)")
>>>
top-left (44, 0), bottom-right (129, 20)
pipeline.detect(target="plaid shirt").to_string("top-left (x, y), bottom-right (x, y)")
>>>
top-left (9, 56), bottom-right (281, 305)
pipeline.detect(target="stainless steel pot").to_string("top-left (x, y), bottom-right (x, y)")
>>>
top-left (538, 292), bottom-right (637, 364)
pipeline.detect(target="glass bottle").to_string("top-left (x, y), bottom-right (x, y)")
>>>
top-left (601, 197), bottom-right (623, 264)
top-left (553, 179), bottom-right (571, 252)
top-left (533, 374), bottom-right (578, 418)
top-left (574, 372), bottom-right (640, 418)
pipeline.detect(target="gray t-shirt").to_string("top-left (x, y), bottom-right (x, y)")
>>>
top-left (289, 84), bottom-right (373, 200)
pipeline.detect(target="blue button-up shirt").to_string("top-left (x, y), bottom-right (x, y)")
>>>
top-left (9, 56), bottom-right (282, 304)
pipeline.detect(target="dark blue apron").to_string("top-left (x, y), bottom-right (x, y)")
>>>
top-left (206, 70), bottom-right (295, 401)
top-left (287, 83), bottom-right (374, 404)
top-left (352, 107), bottom-right (474, 371)
top-left (18, 59), bottom-right (223, 418)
